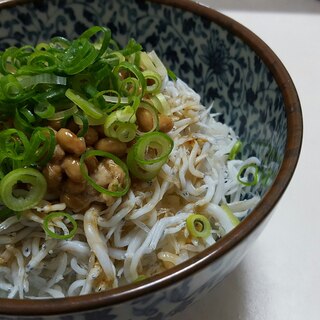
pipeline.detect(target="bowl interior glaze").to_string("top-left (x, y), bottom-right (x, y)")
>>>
top-left (0, 0), bottom-right (302, 318)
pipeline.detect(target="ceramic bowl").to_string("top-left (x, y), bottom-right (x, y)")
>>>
top-left (0, 0), bottom-right (302, 319)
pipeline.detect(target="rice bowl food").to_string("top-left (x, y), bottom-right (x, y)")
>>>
top-left (0, 28), bottom-right (261, 299)
top-left (0, 0), bottom-right (303, 318)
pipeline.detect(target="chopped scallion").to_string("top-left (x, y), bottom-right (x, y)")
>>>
top-left (186, 214), bottom-right (211, 238)
top-left (43, 212), bottom-right (77, 240)
top-left (0, 168), bottom-right (47, 211)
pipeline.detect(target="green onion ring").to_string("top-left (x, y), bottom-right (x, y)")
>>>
top-left (228, 140), bottom-right (242, 160)
top-left (80, 149), bottom-right (130, 197)
top-left (0, 128), bottom-right (29, 162)
top-left (237, 163), bottom-right (259, 186)
top-left (24, 127), bottom-right (56, 167)
top-left (113, 61), bottom-right (146, 97)
top-left (79, 26), bottom-right (111, 59)
top-left (34, 100), bottom-right (56, 119)
top-left (143, 70), bottom-right (162, 94)
top-left (127, 132), bottom-right (173, 180)
top-left (120, 77), bottom-right (141, 97)
top-left (19, 73), bottom-right (67, 88)
top-left (13, 108), bottom-right (35, 135)
top-left (58, 38), bottom-right (98, 75)
top-left (144, 93), bottom-right (171, 115)
top-left (220, 203), bottom-right (240, 227)
top-left (19, 51), bottom-right (58, 74)
top-left (186, 214), bottom-right (211, 238)
top-left (65, 88), bottom-right (103, 119)
top-left (1, 47), bottom-right (19, 74)
top-left (0, 168), bottom-right (47, 211)
top-left (115, 122), bottom-right (137, 142)
top-left (0, 74), bottom-right (24, 100)
top-left (49, 36), bottom-right (71, 51)
top-left (104, 106), bottom-right (136, 139)
top-left (48, 105), bottom-right (78, 121)
top-left (73, 111), bottom-right (89, 137)
top-left (135, 132), bottom-right (173, 165)
top-left (118, 38), bottom-right (142, 57)
top-left (43, 212), bottom-right (78, 240)
top-left (126, 148), bottom-right (157, 181)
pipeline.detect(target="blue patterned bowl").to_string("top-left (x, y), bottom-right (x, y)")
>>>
top-left (0, 0), bottom-right (302, 319)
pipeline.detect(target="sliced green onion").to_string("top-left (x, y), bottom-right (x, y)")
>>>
top-left (18, 51), bottom-right (58, 74)
top-left (144, 93), bottom-right (171, 115)
top-left (65, 88), bottom-right (104, 119)
top-left (127, 132), bottom-right (173, 180)
top-left (220, 203), bottom-right (240, 227)
top-left (228, 140), bottom-right (242, 160)
top-left (35, 42), bottom-right (50, 51)
top-left (237, 163), bottom-right (259, 186)
top-left (33, 86), bottom-right (66, 102)
top-left (23, 127), bottom-right (56, 167)
top-left (87, 59), bottom-right (113, 86)
top-left (82, 115), bottom-right (107, 126)
top-left (114, 122), bottom-right (137, 142)
top-left (73, 111), bottom-right (89, 137)
top-left (101, 90), bottom-right (129, 113)
top-left (69, 72), bottom-right (95, 92)
top-left (34, 100), bottom-right (56, 119)
top-left (79, 26), bottom-right (111, 59)
top-left (48, 105), bottom-right (78, 121)
top-left (13, 108), bottom-right (35, 135)
top-left (43, 212), bottom-right (77, 240)
top-left (126, 149), bottom-right (158, 181)
top-left (83, 84), bottom-right (108, 111)
top-left (104, 116), bottom-right (122, 138)
top-left (167, 68), bottom-right (177, 81)
top-left (118, 38), bottom-right (142, 57)
top-left (143, 70), bottom-right (162, 94)
top-left (0, 128), bottom-right (29, 162)
top-left (0, 74), bottom-right (24, 100)
top-left (103, 93), bottom-right (128, 105)
top-left (139, 51), bottom-right (157, 73)
top-left (135, 132), bottom-right (173, 165)
top-left (129, 95), bottom-right (141, 112)
top-left (57, 38), bottom-right (98, 75)
top-left (120, 77), bottom-right (141, 97)
top-left (116, 106), bottom-right (136, 123)
top-left (20, 106), bottom-right (36, 123)
top-left (104, 106), bottom-right (136, 141)
top-left (113, 61), bottom-right (146, 97)
top-left (105, 51), bottom-right (125, 66)
top-left (49, 36), bottom-right (71, 51)
top-left (186, 214), bottom-right (211, 238)
top-left (0, 168), bottom-right (47, 211)
top-left (18, 73), bottom-right (67, 88)
top-left (1, 47), bottom-right (19, 74)
top-left (80, 150), bottom-right (130, 197)
top-left (133, 275), bottom-right (148, 283)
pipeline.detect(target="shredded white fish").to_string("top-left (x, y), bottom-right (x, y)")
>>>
top-left (0, 76), bottom-right (261, 299)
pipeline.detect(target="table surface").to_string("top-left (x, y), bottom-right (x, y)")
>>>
top-left (173, 1), bottom-right (320, 319)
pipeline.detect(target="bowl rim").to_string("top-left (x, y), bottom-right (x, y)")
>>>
top-left (0, 0), bottom-right (303, 316)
